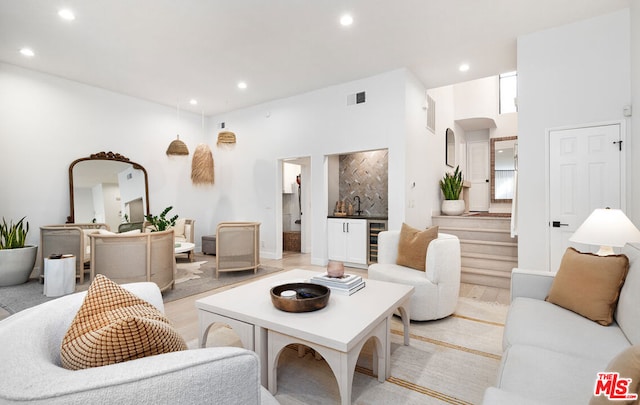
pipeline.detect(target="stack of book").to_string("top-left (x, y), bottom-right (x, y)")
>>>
top-left (309, 273), bottom-right (365, 295)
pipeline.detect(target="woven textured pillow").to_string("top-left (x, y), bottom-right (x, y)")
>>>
top-left (590, 345), bottom-right (640, 404)
top-left (546, 247), bottom-right (629, 326)
top-left (396, 223), bottom-right (439, 271)
top-left (61, 274), bottom-right (187, 370)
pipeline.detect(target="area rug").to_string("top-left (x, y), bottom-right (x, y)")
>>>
top-left (162, 260), bottom-right (284, 303)
top-left (193, 297), bottom-right (508, 404)
top-left (0, 259), bottom-right (284, 317)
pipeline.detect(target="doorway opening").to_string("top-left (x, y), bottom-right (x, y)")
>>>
top-left (278, 157), bottom-right (311, 258)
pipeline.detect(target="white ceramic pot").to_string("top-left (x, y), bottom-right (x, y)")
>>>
top-left (441, 200), bottom-right (465, 216)
top-left (0, 245), bottom-right (38, 286)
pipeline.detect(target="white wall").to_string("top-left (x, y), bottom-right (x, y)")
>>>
top-left (517, 9), bottom-right (632, 271)
top-left (1, 62), bottom-right (448, 270)
top-left (208, 69), bottom-right (427, 265)
top-left (0, 62), bottom-right (208, 254)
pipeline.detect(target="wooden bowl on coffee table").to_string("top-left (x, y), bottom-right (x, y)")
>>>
top-left (270, 283), bottom-right (330, 313)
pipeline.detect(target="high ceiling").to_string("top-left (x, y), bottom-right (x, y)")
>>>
top-left (0, 0), bottom-right (630, 116)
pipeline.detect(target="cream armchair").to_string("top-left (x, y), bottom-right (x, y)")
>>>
top-left (89, 229), bottom-right (175, 292)
top-left (173, 218), bottom-right (195, 261)
top-left (40, 223), bottom-right (110, 284)
top-left (144, 218), bottom-right (195, 261)
top-left (0, 281), bottom-right (279, 404)
top-left (368, 230), bottom-right (461, 321)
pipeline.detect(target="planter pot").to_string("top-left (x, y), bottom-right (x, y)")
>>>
top-left (441, 200), bottom-right (465, 216)
top-left (0, 245), bottom-right (38, 286)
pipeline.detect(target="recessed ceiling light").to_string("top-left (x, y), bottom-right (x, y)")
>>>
top-left (237, 82), bottom-right (247, 90)
top-left (189, 99), bottom-right (198, 105)
top-left (340, 14), bottom-right (353, 27)
top-left (19, 48), bottom-right (35, 57)
top-left (58, 9), bottom-right (75, 21)
top-left (459, 63), bottom-right (470, 72)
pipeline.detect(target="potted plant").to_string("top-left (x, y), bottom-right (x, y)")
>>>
top-left (440, 166), bottom-right (465, 216)
top-left (145, 206), bottom-right (178, 231)
top-left (0, 216), bottom-right (38, 286)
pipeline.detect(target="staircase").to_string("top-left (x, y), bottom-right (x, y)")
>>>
top-left (432, 215), bottom-right (517, 289)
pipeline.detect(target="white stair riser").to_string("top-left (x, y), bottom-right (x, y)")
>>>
top-left (461, 257), bottom-right (517, 272)
top-left (441, 229), bottom-right (516, 243)
top-left (461, 272), bottom-right (511, 289)
top-left (461, 243), bottom-right (517, 257)
top-left (433, 216), bottom-right (512, 231)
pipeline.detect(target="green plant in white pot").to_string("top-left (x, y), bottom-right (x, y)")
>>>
top-left (0, 216), bottom-right (38, 286)
top-left (439, 166), bottom-right (465, 216)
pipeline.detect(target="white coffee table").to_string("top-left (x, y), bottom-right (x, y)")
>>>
top-left (196, 269), bottom-right (413, 405)
top-left (174, 242), bottom-right (195, 261)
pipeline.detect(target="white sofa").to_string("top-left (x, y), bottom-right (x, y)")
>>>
top-left (482, 242), bottom-right (640, 404)
top-left (368, 231), bottom-right (461, 321)
top-left (0, 282), bottom-right (278, 405)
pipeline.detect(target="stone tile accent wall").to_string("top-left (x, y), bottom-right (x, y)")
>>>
top-left (339, 150), bottom-right (388, 216)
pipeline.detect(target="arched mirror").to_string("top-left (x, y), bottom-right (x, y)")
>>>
top-left (490, 136), bottom-right (517, 203)
top-left (68, 152), bottom-right (149, 230)
top-left (445, 128), bottom-right (455, 168)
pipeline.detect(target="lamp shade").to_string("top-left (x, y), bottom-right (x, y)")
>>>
top-left (166, 135), bottom-right (189, 156)
top-left (569, 208), bottom-right (640, 253)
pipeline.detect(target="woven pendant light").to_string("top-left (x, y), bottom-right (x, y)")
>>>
top-left (166, 135), bottom-right (189, 156)
top-left (191, 143), bottom-right (214, 185)
top-left (217, 130), bottom-right (236, 145)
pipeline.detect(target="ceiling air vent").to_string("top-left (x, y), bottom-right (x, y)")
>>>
top-left (347, 91), bottom-right (366, 106)
top-left (426, 94), bottom-right (435, 133)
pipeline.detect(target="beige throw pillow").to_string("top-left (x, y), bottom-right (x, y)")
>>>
top-left (396, 223), bottom-right (439, 271)
top-left (546, 247), bottom-right (629, 326)
top-left (60, 274), bottom-right (187, 370)
top-left (589, 345), bottom-right (640, 404)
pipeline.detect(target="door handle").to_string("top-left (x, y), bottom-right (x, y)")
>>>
top-left (552, 221), bottom-right (568, 228)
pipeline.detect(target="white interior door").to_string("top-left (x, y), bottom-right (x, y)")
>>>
top-left (467, 141), bottom-right (490, 211)
top-left (548, 124), bottom-right (622, 271)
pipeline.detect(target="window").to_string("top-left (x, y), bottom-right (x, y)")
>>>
top-left (499, 71), bottom-right (517, 114)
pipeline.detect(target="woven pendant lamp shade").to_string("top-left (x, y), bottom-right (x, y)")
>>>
top-left (166, 135), bottom-right (189, 156)
top-left (217, 131), bottom-right (236, 145)
top-left (191, 144), bottom-right (214, 185)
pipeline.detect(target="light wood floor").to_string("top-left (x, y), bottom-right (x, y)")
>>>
top-left (164, 252), bottom-right (510, 343)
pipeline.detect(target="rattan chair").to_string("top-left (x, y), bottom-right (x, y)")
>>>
top-left (40, 223), bottom-right (110, 284)
top-left (89, 229), bottom-right (175, 291)
top-left (215, 222), bottom-right (260, 278)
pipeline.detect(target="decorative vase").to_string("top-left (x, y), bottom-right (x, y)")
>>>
top-left (327, 260), bottom-right (345, 278)
top-left (441, 200), bottom-right (465, 216)
top-left (0, 245), bottom-right (38, 286)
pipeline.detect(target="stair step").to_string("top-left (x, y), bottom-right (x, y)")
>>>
top-left (461, 272), bottom-right (511, 289)
top-left (460, 240), bottom-right (518, 256)
top-left (462, 252), bottom-right (517, 261)
top-left (432, 215), bottom-right (517, 290)
top-left (461, 255), bottom-right (517, 272)
top-left (433, 215), bottom-right (512, 231)
top-left (440, 227), bottom-right (517, 243)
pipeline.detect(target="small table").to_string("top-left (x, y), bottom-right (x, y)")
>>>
top-left (174, 242), bottom-right (195, 261)
top-left (196, 269), bottom-right (413, 405)
top-left (43, 255), bottom-right (76, 297)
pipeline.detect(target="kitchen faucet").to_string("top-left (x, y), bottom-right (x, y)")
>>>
top-left (354, 196), bottom-right (363, 216)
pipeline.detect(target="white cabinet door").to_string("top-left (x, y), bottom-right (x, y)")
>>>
top-left (327, 218), bottom-right (347, 261)
top-left (327, 218), bottom-right (366, 265)
top-left (345, 220), bottom-right (367, 264)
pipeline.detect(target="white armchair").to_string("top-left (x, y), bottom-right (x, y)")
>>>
top-left (368, 230), bottom-right (461, 321)
top-left (0, 282), bottom-right (279, 404)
